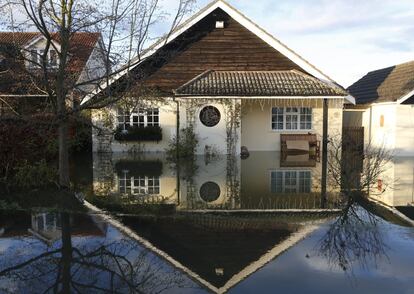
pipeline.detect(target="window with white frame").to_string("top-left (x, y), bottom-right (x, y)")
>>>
top-left (271, 107), bottom-right (312, 130)
top-left (119, 172), bottom-right (160, 195)
top-left (117, 108), bottom-right (159, 130)
top-left (270, 170), bottom-right (311, 193)
top-left (28, 48), bottom-right (58, 68)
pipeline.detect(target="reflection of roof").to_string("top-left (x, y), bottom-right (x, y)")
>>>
top-left (174, 70), bottom-right (347, 97)
top-left (96, 207), bottom-right (333, 293)
top-left (347, 60), bottom-right (414, 104)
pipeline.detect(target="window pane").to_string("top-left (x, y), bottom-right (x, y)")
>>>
top-left (147, 108), bottom-right (159, 126)
top-left (271, 171), bottom-right (283, 193)
top-left (49, 50), bottom-right (57, 66)
top-left (299, 171), bottom-right (311, 193)
top-left (271, 107), bottom-right (284, 130)
top-left (30, 50), bottom-right (38, 65)
top-left (132, 115), bottom-right (139, 126)
top-left (286, 115), bottom-right (298, 130)
top-left (300, 108), bottom-right (312, 130)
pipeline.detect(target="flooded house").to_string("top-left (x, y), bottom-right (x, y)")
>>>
top-left (88, 0), bottom-right (353, 156)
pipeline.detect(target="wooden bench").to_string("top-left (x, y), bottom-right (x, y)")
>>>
top-left (280, 134), bottom-right (320, 165)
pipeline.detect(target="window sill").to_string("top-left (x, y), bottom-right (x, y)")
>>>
top-left (269, 129), bottom-right (315, 133)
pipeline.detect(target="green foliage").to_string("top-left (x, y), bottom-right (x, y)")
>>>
top-left (14, 160), bottom-right (57, 189)
top-left (114, 125), bottom-right (162, 141)
top-left (166, 126), bottom-right (198, 160)
top-left (69, 115), bottom-right (93, 152)
top-left (0, 120), bottom-right (57, 184)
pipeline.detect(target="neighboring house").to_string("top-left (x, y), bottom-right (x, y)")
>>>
top-left (345, 60), bottom-right (414, 156)
top-left (88, 0), bottom-right (352, 157)
top-left (0, 32), bottom-right (104, 116)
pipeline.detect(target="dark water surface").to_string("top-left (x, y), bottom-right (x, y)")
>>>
top-left (1, 152), bottom-right (414, 293)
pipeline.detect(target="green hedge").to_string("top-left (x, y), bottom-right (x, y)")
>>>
top-left (114, 125), bottom-right (162, 142)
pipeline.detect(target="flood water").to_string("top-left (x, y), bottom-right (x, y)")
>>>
top-left (1, 152), bottom-right (414, 293)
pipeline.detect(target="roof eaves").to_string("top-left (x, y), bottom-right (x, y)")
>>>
top-left (397, 88), bottom-right (414, 104)
top-left (174, 69), bottom-right (213, 94)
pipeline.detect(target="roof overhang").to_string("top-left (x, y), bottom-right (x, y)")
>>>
top-left (81, 0), bottom-right (345, 106)
top-left (397, 89), bottom-right (414, 104)
top-left (174, 95), bottom-right (351, 101)
top-left (22, 34), bottom-right (60, 51)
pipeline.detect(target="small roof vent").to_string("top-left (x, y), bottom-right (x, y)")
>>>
top-left (215, 21), bottom-right (224, 29)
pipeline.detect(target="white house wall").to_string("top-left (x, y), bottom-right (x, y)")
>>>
top-left (370, 156), bottom-right (414, 207)
top-left (77, 41), bottom-right (107, 93)
top-left (241, 99), bottom-right (343, 152)
top-left (395, 104), bottom-right (414, 156)
top-left (178, 99), bottom-right (242, 155)
top-left (362, 104), bottom-right (397, 152)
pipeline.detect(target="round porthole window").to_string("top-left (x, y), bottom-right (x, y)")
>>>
top-left (199, 106), bottom-right (221, 127)
top-left (199, 181), bottom-right (221, 202)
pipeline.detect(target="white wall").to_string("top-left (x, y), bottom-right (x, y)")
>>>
top-left (362, 103), bottom-right (397, 152)
top-left (241, 99), bottom-right (344, 152)
top-left (395, 104), bottom-right (414, 156)
top-left (179, 99), bottom-right (241, 155)
top-left (370, 156), bottom-right (414, 206)
top-left (360, 103), bottom-right (414, 156)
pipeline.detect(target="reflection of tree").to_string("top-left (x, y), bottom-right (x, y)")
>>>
top-left (317, 194), bottom-right (388, 273)
top-left (0, 212), bottom-right (193, 293)
top-left (328, 136), bottom-right (392, 194)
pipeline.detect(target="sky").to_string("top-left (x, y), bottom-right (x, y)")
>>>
top-left (163, 0), bottom-right (414, 87)
top-left (2, 0), bottom-right (413, 87)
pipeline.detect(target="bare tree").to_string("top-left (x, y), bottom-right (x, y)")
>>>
top-left (327, 135), bottom-right (393, 195)
top-left (316, 195), bottom-right (388, 274)
top-left (0, 0), bottom-right (195, 189)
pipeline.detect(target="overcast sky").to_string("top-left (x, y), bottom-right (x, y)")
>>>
top-left (175, 0), bottom-right (414, 87)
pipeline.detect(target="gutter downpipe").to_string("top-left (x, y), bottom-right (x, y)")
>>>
top-left (321, 98), bottom-right (328, 208)
top-left (173, 96), bottom-right (180, 205)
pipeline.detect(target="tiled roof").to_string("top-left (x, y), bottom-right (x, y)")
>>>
top-left (174, 70), bottom-right (347, 97)
top-left (0, 32), bottom-right (100, 48)
top-left (347, 60), bottom-right (414, 104)
top-left (0, 32), bottom-right (101, 95)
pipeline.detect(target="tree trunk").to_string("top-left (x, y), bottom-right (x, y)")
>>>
top-left (58, 119), bottom-right (70, 188)
top-left (60, 212), bottom-right (72, 293)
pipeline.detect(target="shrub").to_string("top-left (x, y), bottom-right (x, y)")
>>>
top-left (14, 159), bottom-right (57, 188)
top-left (0, 120), bottom-right (57, 182)
top-left (114, 125), bottom-right (162, 142)
top-left (166, 126), bottom-right (198, 160)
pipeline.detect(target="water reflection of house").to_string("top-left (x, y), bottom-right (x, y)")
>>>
top-left (92, 152), bottom-right (340, 211)
top-left (0, 211), bottom-right (107, 244)
top-left (93, 153), bottom-right (178, 205)
top-left (115, 212), bottom-right (336, 293)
